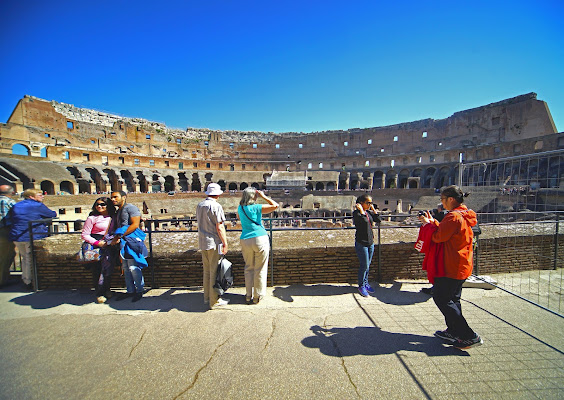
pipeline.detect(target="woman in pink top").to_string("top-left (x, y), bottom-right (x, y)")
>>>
top-left (81, 197), bottom-right (117, 303)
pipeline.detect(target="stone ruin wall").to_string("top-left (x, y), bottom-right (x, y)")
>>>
top-left (0, 93), bottom-right (561, 196)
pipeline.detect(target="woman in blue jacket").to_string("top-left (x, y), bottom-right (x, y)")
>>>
top-left (9, 189), bottom-right (57, 290)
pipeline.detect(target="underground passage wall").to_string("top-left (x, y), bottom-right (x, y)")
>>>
top-left (33, 234), bottom-right (562, 290)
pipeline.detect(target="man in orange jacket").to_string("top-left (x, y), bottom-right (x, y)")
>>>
top-left (419, 185), bottom-right (483, 350)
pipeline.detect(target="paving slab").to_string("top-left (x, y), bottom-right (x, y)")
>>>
top-left (0, 281), bottom-right (563, 399)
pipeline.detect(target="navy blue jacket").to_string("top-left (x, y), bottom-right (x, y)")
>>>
top-left (9, 199), bottom-right (57, 242)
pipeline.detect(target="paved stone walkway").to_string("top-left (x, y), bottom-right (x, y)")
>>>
top-left (1, 281), bottom-right (563, 399)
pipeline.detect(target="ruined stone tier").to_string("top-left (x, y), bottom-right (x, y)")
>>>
top-left (0, 93), bottom-right (561, 194)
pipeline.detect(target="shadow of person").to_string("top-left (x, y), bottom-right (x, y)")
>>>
top-left (107, 288), bottom-right (247, 313)
top-left (370, 281), bottom-right (431, 306)
top-left (272, 284), bottom-right (356, 303)
top-left (302, 325), bottom-right (467, 357)
top-left (10, 288), bottom-right (96, 309)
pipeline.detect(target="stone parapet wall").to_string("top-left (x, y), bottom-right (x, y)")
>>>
top-left (33, 234), bottom-right (562, 290)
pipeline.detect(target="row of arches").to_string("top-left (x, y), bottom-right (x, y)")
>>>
top-left (462, 155), bottom-right (564, 188)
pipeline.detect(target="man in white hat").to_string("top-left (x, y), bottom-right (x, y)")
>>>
top-left (196, 183), bottom-right (229, 308)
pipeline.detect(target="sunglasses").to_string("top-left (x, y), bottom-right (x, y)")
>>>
top-left (365, 201), bottom-right (373, 205)
top-left (95, 203), bottom-right (107, 207)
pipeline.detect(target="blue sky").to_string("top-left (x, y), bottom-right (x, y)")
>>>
top-left (1, 0), bottom-right (562, 133)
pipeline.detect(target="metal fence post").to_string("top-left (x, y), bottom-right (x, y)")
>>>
top-left (474, 235), bottom-right (479, 276)
top-left (29, 221), bottom-right (37, 292)
top-left (377, 221), bottom-right (382, 282)
top-left (268, 218), bottom-right (274, 287)
top-left (554, 214), bottom-right (560, 270)
top-left (148, 219), bottom-right (157, 289)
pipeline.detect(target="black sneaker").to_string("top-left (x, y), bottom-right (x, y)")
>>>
top-left (434, 330), bottom-right (457, 343)
top-left (131, 293), bottom-right (143, 302)
top-left (452, 334), bottom-right (483, 349)
top-left (421, 287), bottom-right (434, 295)
top-left (115, 292), bottom-right (133, 301)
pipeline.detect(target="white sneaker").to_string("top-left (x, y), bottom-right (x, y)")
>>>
top-left (214, 298), bottom-right (230, 307)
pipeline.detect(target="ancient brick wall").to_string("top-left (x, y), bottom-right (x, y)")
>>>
top-left (33, 235), bottom-right (561, 290)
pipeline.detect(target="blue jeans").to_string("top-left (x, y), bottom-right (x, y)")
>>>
top-left (123, 258), bottom-right (144, 294)
top-left (355, 242), bottom-right (374, 287)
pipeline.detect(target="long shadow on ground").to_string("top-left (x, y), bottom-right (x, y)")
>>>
top-left (273, 284), bottom-right (356, 302)
top-left (302, 325), bottom-right (467, 357)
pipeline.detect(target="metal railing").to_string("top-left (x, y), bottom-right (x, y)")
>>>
top-left (24, 211), bottom-right (564, 316)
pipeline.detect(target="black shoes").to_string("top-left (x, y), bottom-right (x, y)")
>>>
top-left (421, 287), bottom-right (434, 295)
top-left (131, 292), bottom-right (143, 302)
top-left (115, 292), bottom-right (133, 301)
top-left (452, 334), bottom-right (483, 349)
top-left (434, 330), bottom-right (457, 343)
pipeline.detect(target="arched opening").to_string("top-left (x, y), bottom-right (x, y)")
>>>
top-left (120, 170), bottom-right (136, 193)
top-left (306, 183), bottom-right (313, 190)
top-left (136, 172), bottom-right (149, 193)
top-left (205, 172), bottom-right (213, 182)
top-left (40, 180), bottom-right (55, 195)
top-left (240, 182), bottom-right (249, 190)
top-left (103, 169), bottom-right (122, 192)
top-left (228, 182), bottom-right (238, 191)
top-left (152, 174), bottom-right (162, 192)
top-left (423, 167), bottom-right (436, 188)
top-left (385, 170), bottom-right (397, 188)
top-left (398, 169), bottom-right (410, 189)
top-left (437, 166), bottom-right (452, 188)
top-left (78, 181), bottom-right (91, 193)
top-left (178, 173), bottom-right (189, 191)
top-left (373, 171), bottom-right (384, 189)
top-left (60, 181), bottom-right (74, 194)
top-left (164, 176), bottom-right (175, 192)
top-left (251, 182), bottom-right (260, 189)
top-left (191, 173), bottom-right (202, 192)
top-left (217, 180), bottom-right (226, 191)
top-left (86, 168), bottom-right (106, 193)
top-left (327, 182), bottom-right (336, 191)
top-left (12, 144), bottom-right (30, 156)
top-left (315, 182), bottom-right (325, 190)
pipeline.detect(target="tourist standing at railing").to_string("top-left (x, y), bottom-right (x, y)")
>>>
top-left (110, 191), bottom-right (146, 302)
top-left (238, 188), bottom-right (278, 305)
top-left (81, 197), bottom-right (118, 304)
top-left (9, 189), bottom-right (57, 291)
top-left (0, 185), bottom-right (16, 288)
top-left (419, 185), bottom-right (483, 349)
top-left (196, 183), bottom-right (229, 308)
top-left (353, 194), bottom-right (380, 297)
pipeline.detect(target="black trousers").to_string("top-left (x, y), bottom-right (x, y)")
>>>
top-left (433, 277), bottom-right (476, 340)
top-left (91, 247), bottom-right (117, 297)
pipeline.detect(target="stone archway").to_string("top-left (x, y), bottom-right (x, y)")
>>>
top-left (12, 143), bottom-right (30, 156)
top-left (191, 173), bottom-right (202, 192)
top-left (373, 171), bottom-right (384, 189)
top-left (178, 173), bottom-right (189, 191)
top-left (164, 175), bottom-right (175, 192)
top-left (40, 180), bottom-right (55, 195)
top-left (60, 180), bottom-right (74, 194)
